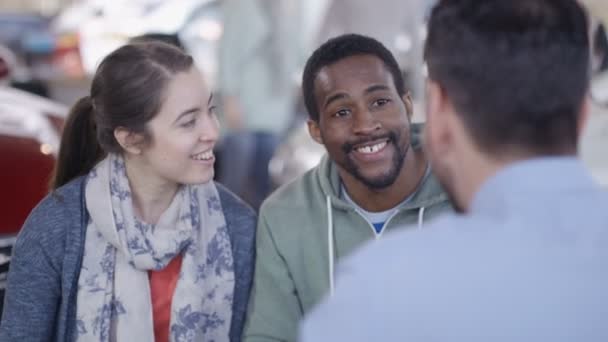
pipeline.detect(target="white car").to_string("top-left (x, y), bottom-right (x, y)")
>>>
top-left (53, 0), bottom-right (222, 86)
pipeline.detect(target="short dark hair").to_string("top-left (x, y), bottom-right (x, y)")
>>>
top-left (130, 33), bottom-right (185, 50)
top-left (50, 42), bottom-right (194, 190)
top-left (425, 0), bottom-right (589, 155)
top-left (302, 34), bottom-right (406, 122)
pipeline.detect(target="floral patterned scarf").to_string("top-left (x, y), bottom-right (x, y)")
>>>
top-left (75, 154), bottom-right (235, 341)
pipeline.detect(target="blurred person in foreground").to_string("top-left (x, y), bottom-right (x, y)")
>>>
top-left (243, 34), bottom-right (451, 341)
top-left (0, 41), bottom-right (256, 342)
top-left (301, 0), bottom-right (608, 340)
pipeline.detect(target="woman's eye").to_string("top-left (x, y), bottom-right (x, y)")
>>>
top-left (181, 119), bottom-right (196, 128)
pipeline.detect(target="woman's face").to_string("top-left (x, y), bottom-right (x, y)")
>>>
top-left (135, 66), bottom-right (220, 187)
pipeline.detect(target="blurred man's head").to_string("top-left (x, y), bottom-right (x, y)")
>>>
top-left (424, 0), bottom-right (590, 212)
top-left (302, 34), bottom-right (414, 190)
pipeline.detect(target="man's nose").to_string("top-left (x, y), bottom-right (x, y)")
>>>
top-left (352, 109), bottom-right (381, 135)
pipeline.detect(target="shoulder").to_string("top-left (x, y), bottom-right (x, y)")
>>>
top-left (341, 213), bottom-right (511, 293)
top-left (16, 177), bottom-right (85, 249)
top-left (261, 165), bottom-right (325, 214)
top-left (301, 214), bottom-right (475, 339)
top-left (216, 182), bottom-right (255, 220)
top-left (256, 166), bottom-right (329, 241)
top-left (11, 177), bottom-right (86, 277)
top-left (344, 215), bottom-right (471, 277)
top-left (31, 176), bottom-right (85, 217)
top-left (215, 182), bottom-right (256, 238)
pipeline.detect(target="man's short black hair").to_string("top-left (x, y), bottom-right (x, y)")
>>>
top-left (425, 0), bottom-right (589, 156)
top-left (302, 34), bottom-right (406, 122)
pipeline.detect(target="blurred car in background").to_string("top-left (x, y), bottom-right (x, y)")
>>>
top-left (591, 21), bottom-right (608, 106)
top-left (0, 13), bottom-right (58, 96)
top-left (52, 0), bottom-right (222, 86)
top-left (0, 45), bottom-right (16, 85)
top-left (0, 86), bottom-right (66, 235)
top-left (582, 18), bottom-right (608, 189)
top-left (0, 85), bottom-right (67, 312)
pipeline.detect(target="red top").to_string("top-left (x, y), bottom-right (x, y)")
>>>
top-left (149, 255), bottom-right (183, 342)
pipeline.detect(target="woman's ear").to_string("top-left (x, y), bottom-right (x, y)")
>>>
top-left (576, 96), bottom-right (591, 140)
top-left (114, 127), bottom-right (144, 155)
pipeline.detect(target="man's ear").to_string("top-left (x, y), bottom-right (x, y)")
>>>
top-left (114, 127), bottom-right (144, 155)
top-left (577, 96), bottom-right (591, 140)
top-left (402, 91), bottom-right (414, 120)
top-left (424, 80), bottom-right (452, 158)
top-left (307, 119), bottom-right (323, 144)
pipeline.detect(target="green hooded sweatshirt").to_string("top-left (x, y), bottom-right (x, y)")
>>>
top-left (243, 131), bottom-right (452, 342)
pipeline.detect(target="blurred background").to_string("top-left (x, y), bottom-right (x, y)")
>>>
top-left (2, 0), bottom-right (608, 311)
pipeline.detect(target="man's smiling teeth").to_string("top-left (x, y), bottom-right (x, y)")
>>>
top-left (356, 141), bottom-right (387, 154)
top-left (191, 150), bottom-right (214, 160)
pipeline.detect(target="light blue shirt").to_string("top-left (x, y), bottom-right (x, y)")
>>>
top-left (301, 157), bottom-right (608, 341)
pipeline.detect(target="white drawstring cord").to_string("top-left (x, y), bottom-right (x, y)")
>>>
top-left (327, 196), bottom-right (335, 297)
top-left (418, 207), bottom-right (426, 230)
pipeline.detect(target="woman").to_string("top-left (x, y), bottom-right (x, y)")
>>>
top-left (0, 42), bottom-right (256, 342)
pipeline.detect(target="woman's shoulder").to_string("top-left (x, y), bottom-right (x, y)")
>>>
top-left (215, 182), bottom-right (256, 220)
top-left (214, 182), bottom-right (256, 237)
top-left (17, 176), bottom-right (86, 249)
top-left (34, 176), bottom-right (85, 220)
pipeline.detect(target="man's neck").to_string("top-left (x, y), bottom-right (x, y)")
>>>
top-left (340, 147), bottom-right (427, 212)
top-left (456, 149), bottom-right (575, 213)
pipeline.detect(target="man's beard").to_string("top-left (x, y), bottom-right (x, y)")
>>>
top-left (339, 130), bottom-right (408, 190)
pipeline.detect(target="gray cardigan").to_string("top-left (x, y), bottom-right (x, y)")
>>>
top-left (0, 177), bottom-right (256, 342)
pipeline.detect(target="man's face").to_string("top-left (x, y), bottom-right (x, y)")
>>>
top-left (308, 55), bottom-right (412, 189)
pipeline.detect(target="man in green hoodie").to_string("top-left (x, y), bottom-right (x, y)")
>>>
top-left (243, 33), bottom-right (451, 341)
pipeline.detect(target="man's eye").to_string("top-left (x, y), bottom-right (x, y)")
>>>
top-left (373, 98), bottom-right (391, 107)
top-left (333, 109), bottom-right (350, 117)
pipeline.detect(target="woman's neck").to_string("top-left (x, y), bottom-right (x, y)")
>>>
top-left (124, 156), bottom-right (179, 224)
